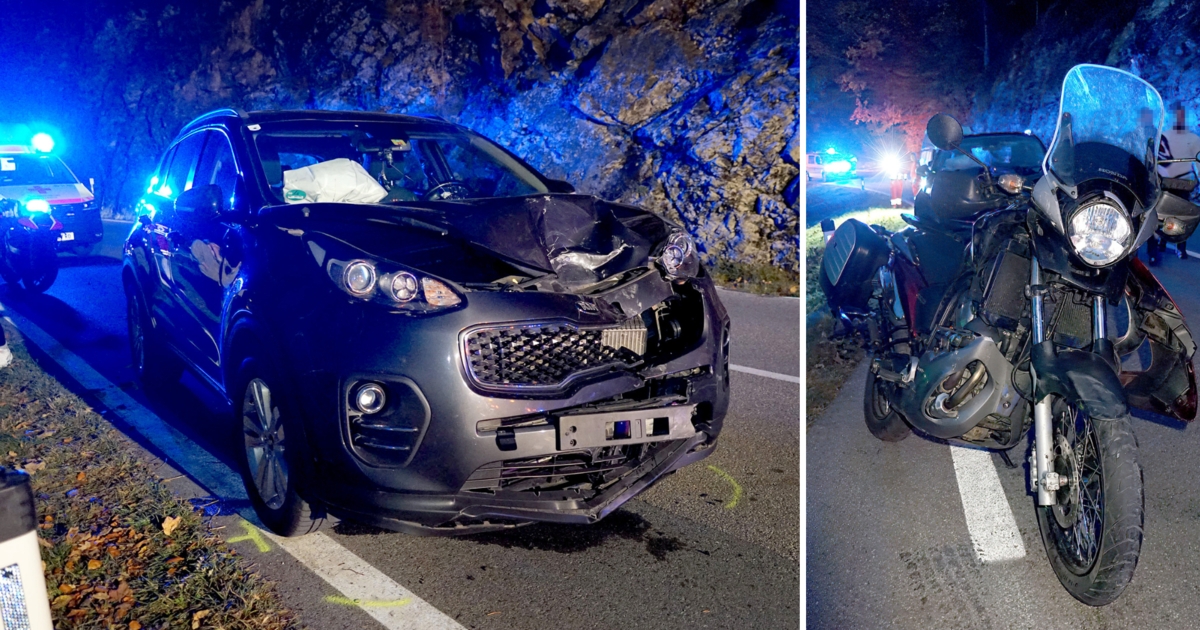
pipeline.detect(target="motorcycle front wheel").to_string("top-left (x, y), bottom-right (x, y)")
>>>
top-left (1035, 394), bottom-right (1143, 606)
top-left (863, 369), bottom-right (910, 441)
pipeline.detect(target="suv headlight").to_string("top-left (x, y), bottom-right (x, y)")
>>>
top-left (326, 257), bottom-right (464, 314)
top-left (1067, 199), bottom-right (1133, 267)
top-left (658, 230), bottom-right (700, 280)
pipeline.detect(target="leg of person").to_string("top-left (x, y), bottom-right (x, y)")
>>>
top-left (1179, 239), bottom-right (1189, 259)
top-left (0, 324), bottom-right (11, 369)
top-left (1147, 234), bottom-right (1161, 266)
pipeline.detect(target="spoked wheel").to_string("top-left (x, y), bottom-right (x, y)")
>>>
top-left (1035, 395), bottom-right (1143, 606)
top-left (863, 369), bottom-right (910, 441)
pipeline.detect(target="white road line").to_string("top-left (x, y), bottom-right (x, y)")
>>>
top-left (0, 305), bottom-right (465, 630)
top-left (948, 446), bottom-right (1026, 563)
top-left (729, 364), bottom-right (801, 384)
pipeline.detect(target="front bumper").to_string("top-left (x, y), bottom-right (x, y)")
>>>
top-left (271, 271), bottom-right (731, 533)
top-left (53, 205), bottom-right (103, 249)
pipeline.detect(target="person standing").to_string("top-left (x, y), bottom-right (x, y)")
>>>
top-left (1157, 101), bottom-right (1200, 260)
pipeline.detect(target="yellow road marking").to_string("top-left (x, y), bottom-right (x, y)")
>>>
top-left (325, 595), bottom-right (413, 608)
top-left (227, 519), bottom-right (272, 553)
top-left (707, 465), bottom-right (743, 509)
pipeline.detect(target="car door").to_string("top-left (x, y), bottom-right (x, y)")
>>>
top-left (169, 128), bottom-right (243, 383)
top-left (144, 132), bottom-right (206, 355)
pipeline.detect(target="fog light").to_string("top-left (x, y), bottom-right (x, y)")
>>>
top-left (353, 383), bottom-right (387, 414)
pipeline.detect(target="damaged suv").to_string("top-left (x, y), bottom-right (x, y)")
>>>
top-left (122, 109), bottom-right (730, 536)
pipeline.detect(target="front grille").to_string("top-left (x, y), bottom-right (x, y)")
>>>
top-left (463, 319), bottom-right (646, 392)
top-left (461, 444), bottom-right (657, 494)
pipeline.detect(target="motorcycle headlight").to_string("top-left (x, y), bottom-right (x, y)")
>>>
top-left (1067, 200), bottom-right (1133, 267)
top-left (24, 199), bottom-right (50, 213)
top-left (659, 230), bottom-right (699, 280)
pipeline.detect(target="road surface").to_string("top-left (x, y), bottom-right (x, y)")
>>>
top-left (805, 172), bottom-right (916, 228)
top-left (808, 243), bottom-right (1200, 628)
top-left (1, 220), bottom-right (801, 630)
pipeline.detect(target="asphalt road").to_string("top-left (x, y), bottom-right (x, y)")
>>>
top-left (3, 220), bottom-right (800, 630)
top-left (805, 172), bottom-right (916, 228)
top-left (808, 243), bottom-right (1200, 628)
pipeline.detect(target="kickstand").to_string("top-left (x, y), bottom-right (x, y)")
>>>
top-left (998, 449), bottom-right (1018, 469)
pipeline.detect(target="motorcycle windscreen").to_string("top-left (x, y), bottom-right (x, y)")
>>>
top-left (1117, 258), bottom-right (1198, 421)
top-left (1044, 64), bottom-right (1165, 210)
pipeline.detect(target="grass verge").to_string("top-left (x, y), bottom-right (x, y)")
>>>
top-left (805, 208), bottom-right (905, 418)
top-left (0, 322), bottom-right (295, 629)
top-left (708, 259), bottom-right (799, 296)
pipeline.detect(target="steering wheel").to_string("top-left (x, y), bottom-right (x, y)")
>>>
top-left (423, 180), bottom-right (470, 201)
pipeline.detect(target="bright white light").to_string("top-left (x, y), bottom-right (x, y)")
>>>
top-left (30, 133), bottom-right (54, 153)
top-left (1068, 202), bottom-right (1132, 266)
top-left (880, 154), bottom-right (904, 179)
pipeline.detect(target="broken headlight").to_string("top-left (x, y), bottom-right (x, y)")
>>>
top-left (325, 257), bottom-right (464, 314)
top-left (658, 230), bottom-right (700, 280)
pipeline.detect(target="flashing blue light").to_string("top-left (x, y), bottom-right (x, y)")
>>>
top-left (824, 160), bottom-right (852, 174)
top-left (1024, 129), bottom-right (1032, 135)
top-left (25, 199), bottom-right (50, 213)
top-left (30, 133), bottom-right (54, 154)
top-left (826, 148), bottom-right (837, 155)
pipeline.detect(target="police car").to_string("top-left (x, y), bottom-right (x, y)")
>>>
top-left (0, 133), bottom-right (103, 254)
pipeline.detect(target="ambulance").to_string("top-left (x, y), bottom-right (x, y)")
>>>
top-left (0, 133), bottom-right (103, 254)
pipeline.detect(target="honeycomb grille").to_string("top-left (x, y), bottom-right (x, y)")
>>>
top-left (464, 322), bottom-right (644, 390)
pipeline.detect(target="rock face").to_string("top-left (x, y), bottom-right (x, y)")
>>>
top-left (5, 0), bottom-right (799, 269)
top-left (972, 0), bottom-right (1190, 149)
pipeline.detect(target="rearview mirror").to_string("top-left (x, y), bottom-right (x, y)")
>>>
top-left (175, 184), bottom-right (223, 220)
top-left (926, 114), bottom-right (964, 151)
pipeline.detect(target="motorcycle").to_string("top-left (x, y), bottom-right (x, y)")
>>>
top-left (0, 198), bottom-right (62, 293)
top-left (821, 64), bottom-right (1199, 605)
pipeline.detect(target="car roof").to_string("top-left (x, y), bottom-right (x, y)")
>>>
top-left (178, 108), bottom-right (460, 137)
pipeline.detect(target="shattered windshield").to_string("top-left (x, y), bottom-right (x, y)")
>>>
top-left (1045, 64), bottom-right (1164, 206)
top-left (253, 122), bottom-right (549, 205)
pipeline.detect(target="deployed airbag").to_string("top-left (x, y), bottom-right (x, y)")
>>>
top-left (282, 158), bottom-right (388, 204)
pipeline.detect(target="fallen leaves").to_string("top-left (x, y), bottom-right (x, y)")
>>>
top-left (161, 516), bottom-right (181, 537)
top-left (87, 559), bottom-right (102, 571)
top-left (192, 609), bottom-right (212, 628)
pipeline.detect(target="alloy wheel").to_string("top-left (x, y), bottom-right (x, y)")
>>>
top-left (243, 377), bottom-right (288, 510)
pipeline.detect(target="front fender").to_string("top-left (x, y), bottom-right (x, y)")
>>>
top-left (1031, 342), bottom-right (1128, 420)
top-left (1118, 258), bottom-right (1197, 421)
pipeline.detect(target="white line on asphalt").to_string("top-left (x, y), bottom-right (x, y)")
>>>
top-left (948, 446), bottom-right (1026, 563)
top-left (729, 364), bottom-right (801, 384)
top-left (0, 305), bottom-right (466, 630)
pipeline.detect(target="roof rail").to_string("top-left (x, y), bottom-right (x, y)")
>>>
top-left (179, 108), bottom-right (251, 135)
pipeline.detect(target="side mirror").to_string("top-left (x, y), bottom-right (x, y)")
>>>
top-left (926, 114), bottom-right (964, 151)
top-left (175, 184), bottom-right (223, 220)
top-left (545, 179), bottom-right (575, 194)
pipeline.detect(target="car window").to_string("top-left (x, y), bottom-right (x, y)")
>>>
top-left (193, 130), bottom-right (240, 208)
top-left (252, 122), bottom-right (549, 204)
top-left (157, 131), bottom-right (207, 200)
top-left (0, 155), bottom-right (79, 186)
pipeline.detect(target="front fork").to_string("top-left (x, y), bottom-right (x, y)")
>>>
top-left (1029, 256), bottom-right (1107, 506)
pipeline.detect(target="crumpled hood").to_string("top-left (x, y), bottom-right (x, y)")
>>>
top-left (267, 194), bottom-right (675, 290)
top-left (426, 194), bottom-right (668, 286)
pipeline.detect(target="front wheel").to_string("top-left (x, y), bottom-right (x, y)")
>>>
top-left (863, 369), bottom-right (910, 441)
top-left (233, 356), bottom-right (336, 537)
top-left (1035, 395), bottom-right (1143, 606)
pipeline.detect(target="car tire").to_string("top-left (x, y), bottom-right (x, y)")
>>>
top-left (232, 354), bottom-right (337, 537)
top-left (126, 283), bottom-right (183, 386)
top-left (863, 370), bottom-right (911, 441)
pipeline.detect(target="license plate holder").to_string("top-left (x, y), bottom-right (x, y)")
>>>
top-left (556, 405), bottom-right (696, 450)
top-left (57, 232), bottom-right (75, 242)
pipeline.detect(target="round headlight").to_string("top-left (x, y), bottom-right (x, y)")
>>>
top-left (1067, 201), bottom-right (1133, 267)
top-left (353, 382), bottom-right (386, 414)
top-left (389, 271), bottom-right (419, 302)
top-left (344, 261), bottom-right (377, 295)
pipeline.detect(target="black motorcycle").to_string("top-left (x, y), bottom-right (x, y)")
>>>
top-left (0, 198), bottom-right (62, 293)
top-left (821, 64), bottom-right (1199, 605)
